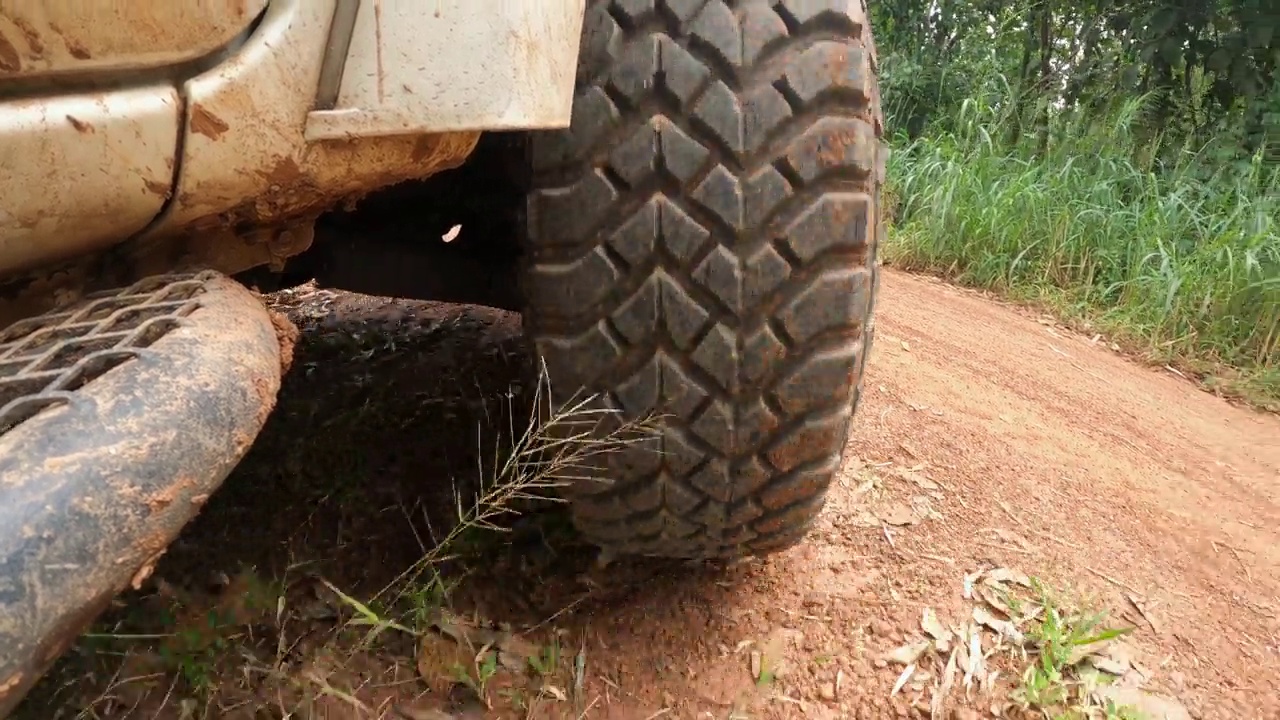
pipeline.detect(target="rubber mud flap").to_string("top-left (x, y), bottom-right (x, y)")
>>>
top-left (521, 0), bottom-right (884, 558)
top-left (0, 271), bottom-right (284, 715)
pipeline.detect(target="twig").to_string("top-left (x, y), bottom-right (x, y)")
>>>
top-left (1227, 547), bottom-right (1254, 582)
top-left (1085, 566), bottom-right (1143, 596)
top-left (1127, 593), bottom-right (1161, 634)
top-left (881, 524), bottom-right (897, 549)
top-left (526, 593), bottom-right (590, 634)
top-left (919, 553), bottom-right (955, 565)
top-left (977, 541), bottom-right (1034, 556)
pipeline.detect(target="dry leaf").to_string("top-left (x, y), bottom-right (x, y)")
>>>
top-left (891, 663), bottom-right (916, 696)
top-left (886, 640), bottom-right (931, 665)
top-left (1086, 640), bottom-right (1136, 677)
top-left (973, 606), bottom-right (1024, 644)
top-left (983, 567), bottom-right (1032, 587)
top-left (921, 608), bottom-right (952, 644)
top-left (880, 503), bottom-right (918, 526)
top-left (962, 623), bottom-right (984, 690)
top-left (981, 669), bottom-right (999, 697)
top-left (540, 684), bottom-right (568, 702)
top-left (975, 585), bottom-right (1013, 617)
top-left (1088, 654), bottom-right (1130, 676)
top-left (930, 647), bottom-right (959, 720)
top-left (1067, 639), bottom-right (1112, 666)
top-left (1128, 593), bottom-right (1162, 633)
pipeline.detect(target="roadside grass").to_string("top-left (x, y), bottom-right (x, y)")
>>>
top-left (882, 96), bottom-right (1280, 409)
top-left (34, 357), bottom-right (659, 720)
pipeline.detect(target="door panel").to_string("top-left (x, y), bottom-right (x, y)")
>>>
top-left (0, 0), bottom-right (267, 80)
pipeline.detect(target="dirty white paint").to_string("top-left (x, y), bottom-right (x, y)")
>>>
top-left (0, 0), bottom-right (587, 278)
top-left (0, 87), bottom-right (179, 274)
top-left (0, 0), bottom-right (267, 79)
top-left (305, 0), bottom-right (585, 139)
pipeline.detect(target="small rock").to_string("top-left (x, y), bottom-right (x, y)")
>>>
top-left (952, 709), bottom-right (980, 720)
top-left (1169, 670), bottom-right (1186, 689)
top-left (819, 683), bottom-right (836, 701)
top-left (871, 619), bottom-right (895, 636)
top-left (874, 658), bottom-right (888, 668)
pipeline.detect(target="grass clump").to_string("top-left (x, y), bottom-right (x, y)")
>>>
top-left (884, 95), bottom-right (1280, 406)
top-left (1005, 579), bottom-right (1143, 720)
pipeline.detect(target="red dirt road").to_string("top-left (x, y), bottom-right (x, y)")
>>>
top-left (30, 270), bottom-right (1278, 719)
top-left (556, 270), bottom-right (1280, 719)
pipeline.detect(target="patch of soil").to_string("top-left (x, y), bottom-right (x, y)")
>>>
top-left (19, 271), bottom-right (1280, 720)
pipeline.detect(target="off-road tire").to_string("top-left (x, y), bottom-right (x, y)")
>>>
top-left (521, 0), bottom-right (884, 558)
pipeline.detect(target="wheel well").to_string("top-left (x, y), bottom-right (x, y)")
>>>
top-left (236, 132), bottom-right (529, 311)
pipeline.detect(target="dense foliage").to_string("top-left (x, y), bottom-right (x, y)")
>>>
top-left (873, 0), bottom-right (1279, 403)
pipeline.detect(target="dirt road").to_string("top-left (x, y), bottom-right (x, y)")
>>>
top-left (552, 270), bottom-right (1280, 719)
top-left (31, 270), bottom-right (1279, 720)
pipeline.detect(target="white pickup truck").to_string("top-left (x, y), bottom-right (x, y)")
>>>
top-left (0, 0), bottom-right (884, 711)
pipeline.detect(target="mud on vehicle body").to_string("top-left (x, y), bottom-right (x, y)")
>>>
top-left (0, 0), bottom-right (884, 713)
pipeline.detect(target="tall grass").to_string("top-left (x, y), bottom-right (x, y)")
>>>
top-left (884, 94), bottom-right (1280, 404)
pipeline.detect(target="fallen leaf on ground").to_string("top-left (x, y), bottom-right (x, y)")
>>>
top-left (961, 623), bottom-right (985, 690)
top-left (982, 567), bottom-right (1032, 587)
top-left (879, 503), bottom-right (918, 526)
top-left (975, 584), bottom-right (1014, 617)
top-left (1128, 593), bottom-right (1162, 633)
top-left (540, 684), bottom-right (568, 702)
top-left (973, 606), bottom-right (1025, 645)
top-left (885, 640), bottom-right (932, 665)
top-left (1083, 640), bottom-right (1137, 677)
top-left (1067, 639), bottom-right (1112, 665)
top-left (930, 647), bottom-right (959, 720)
top-left (921, 608), bottom-right (952, 644)
top-left (891, 663), bottom-right (916, 696)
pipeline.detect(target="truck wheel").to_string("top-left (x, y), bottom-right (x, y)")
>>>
top-left (521, 0), bottom-right (884, 558)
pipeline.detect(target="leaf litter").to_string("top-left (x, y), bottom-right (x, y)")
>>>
top-left (879, 566), bottom-right (1191, 718)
